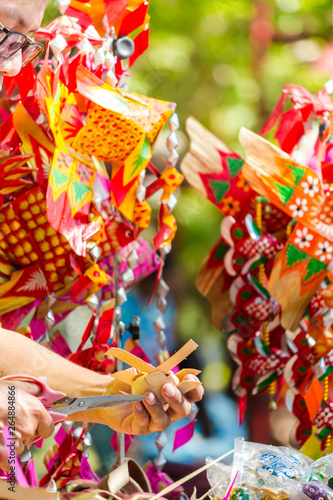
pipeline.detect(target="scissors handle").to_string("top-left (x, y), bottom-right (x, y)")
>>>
top-left (1, 374), bottom-right (67, 424)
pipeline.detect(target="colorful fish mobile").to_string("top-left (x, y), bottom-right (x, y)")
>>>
top-left (0, 0), bottom-right (183, 376)
top-left (181, 86), bottom-right (333, 453)
top-left (72, 64), bottom-right (176, 222)
top-left (0, 0), bottom-right (189, 494)
top-left (63, 0), bottom-right (150, 66)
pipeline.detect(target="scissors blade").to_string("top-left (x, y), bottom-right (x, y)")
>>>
top-left (53, 394), bottom-right (146, 415)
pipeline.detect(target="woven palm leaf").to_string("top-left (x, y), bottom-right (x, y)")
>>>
top-left (181, 116), bottom-right (234, 197)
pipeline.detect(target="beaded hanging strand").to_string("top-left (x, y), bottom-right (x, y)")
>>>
top-left (323, 375), bottom-right (332, 452)
top-left (256, 198), bottom-right (276, 410)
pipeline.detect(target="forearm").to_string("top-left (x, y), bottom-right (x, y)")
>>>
top-left (0, 327), bottom-right (112, 401)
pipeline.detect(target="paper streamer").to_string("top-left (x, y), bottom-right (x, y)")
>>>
top-left (173, 420), bottom-right (196, 452)
top-left (223, 470), bottom-right (239, 500)
top-left (110, 432), bottom-right (134, 455)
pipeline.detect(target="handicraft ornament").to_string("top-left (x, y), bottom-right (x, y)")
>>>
top-left (0, 0), bottom-right (188, 494)
top-left (181, 85), bottom-right (333, 454)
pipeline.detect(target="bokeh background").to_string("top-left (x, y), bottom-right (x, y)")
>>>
top-left (38, 0), bottom-right (333, 482)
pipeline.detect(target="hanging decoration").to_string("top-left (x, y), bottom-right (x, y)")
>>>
top-left (181, 84), bottom-right (333, 454)
top-left (0, 0), bottom-right (190, 495)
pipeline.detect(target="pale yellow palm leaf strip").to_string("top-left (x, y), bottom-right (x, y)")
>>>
top-left (106, 348), bottom-right (156, 374)
top-left (0, 481), bottom-right (60, 500)
top-left (157, 339), bottom-right (198, 373)
top-left (108, 340), bottom-right (200, 395)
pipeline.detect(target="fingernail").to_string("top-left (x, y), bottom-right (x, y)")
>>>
top-left (184, 374), bottom-right (197, 381)
top-left (163, 384), bottom-right (176, 397)
top-left (146, 392), bottom-right (156, 405)
top-left (135, 401), bottom-right (145, 412)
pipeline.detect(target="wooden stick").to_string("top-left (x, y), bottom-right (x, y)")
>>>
top-left (197, 474), bottom-right (230, 500)
top-left (149, 449), bottom-right (234, 500)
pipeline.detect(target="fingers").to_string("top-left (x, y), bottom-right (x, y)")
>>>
top-left (131, 394), bottom-right (171, 434)
top-left (146, 392), bottom-right (171, 431)
top-left (17, 381), bottom-right (42, 397)
top-left (181, 374), bottom-right (204, 403)
top-left (161, 384), bottom-right (191, 422)
top-left (16, 440), bottom-right (25, 456)
top-left (16, 384), bottom-right (55, 444)
top-left (23, 400), bottom-right (54, 443)
top-left (131, 401), bottom-right (150, 434)
top-left (132, 374), bottom-right (204, 434)
top-left (0, 444), bottom-right (9, 471)
top-left (0, 380), bottom-right (55, 454)
top-left (35, 408), bottom-right (55, 440)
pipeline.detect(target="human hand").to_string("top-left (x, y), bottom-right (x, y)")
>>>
top-left (99, 374), bottom-right (204, 435)
top-left (0, 380), bottom-right (55, 470)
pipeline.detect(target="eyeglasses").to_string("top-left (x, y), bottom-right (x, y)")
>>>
top-left (0, 23), bottom-right (44, 67)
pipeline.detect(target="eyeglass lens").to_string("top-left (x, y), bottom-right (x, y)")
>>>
top-left (0, 32), bottom-right (26, 58)
top-left (22, 43), bottom-right (43, 66)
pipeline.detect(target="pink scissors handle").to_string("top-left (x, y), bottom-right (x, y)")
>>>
top-left (1, 374), bottom-right (67, 424)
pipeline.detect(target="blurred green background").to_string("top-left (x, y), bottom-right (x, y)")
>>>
top-left (131, 0), bottom-right (332, 150)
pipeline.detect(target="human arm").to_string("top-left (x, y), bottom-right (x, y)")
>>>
top-left (0, 327), bottom-right (204, 432)
top-left (0, 327), bottom-right (111, 397)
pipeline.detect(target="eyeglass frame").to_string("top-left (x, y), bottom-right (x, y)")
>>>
top-left (0, 22), bottom-right (44, 65)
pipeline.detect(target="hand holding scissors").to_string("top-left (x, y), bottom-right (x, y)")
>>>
top-left (1, 374), bottom-right (146, 443)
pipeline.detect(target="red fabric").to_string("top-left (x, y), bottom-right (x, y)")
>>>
top-left (260, 84), bottom-right (333, 138)
top-left (71, 276), bottom-right (92, 301)
top-left (104, 0), bottom-right (128, 28)
top-left (96, 307), bottom-right (114, 343)
top-left (260, 90), bottom-right (288, 136)
top-left (145, 177), bottom-right (165, 199)
top-left (118, 1), bottom-right (149, 36)
top-left (129, 27), bottom-right (149, 68)
top-left (0, 115), bottom-right (21, 150)
top-left (77, 312), bottom-right (96, 351)
top-left (147, 257), bottom-right (163, 307)
top-left (274, 107), bottom-right (305, 154)
top-left (153, 224), bottom-right (173, 251)
top-left (238, 394), bottom-right (247, 426)
top-left (4, 64), bottom-right (37, 103)
top-left (65, 7), bottom-right (92, 30)
top-left (61, 53), bottom-right (81, 93)
top-left (147, 161), bottom-right (161, 177)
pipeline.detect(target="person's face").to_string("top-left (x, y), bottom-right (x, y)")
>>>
top-left (0, 0), bottom-right (49, 79)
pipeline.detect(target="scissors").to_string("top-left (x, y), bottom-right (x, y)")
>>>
top-left (2, 374), bottom-right (146, 424)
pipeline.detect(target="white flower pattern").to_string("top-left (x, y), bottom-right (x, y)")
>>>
top-left (301, 176), bottom-right (320, 198)
top-left (288, 198), bottom-right (308, 218)
top-left (294, 227), bottom-right (313, 249)
top-left (17, 269), bottom-right (48, 293)
top-left (315, 241), bottom-right (333, 262)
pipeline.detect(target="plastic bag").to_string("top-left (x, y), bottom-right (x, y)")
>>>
top-left (206, 438), bottom-right (315, 500)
